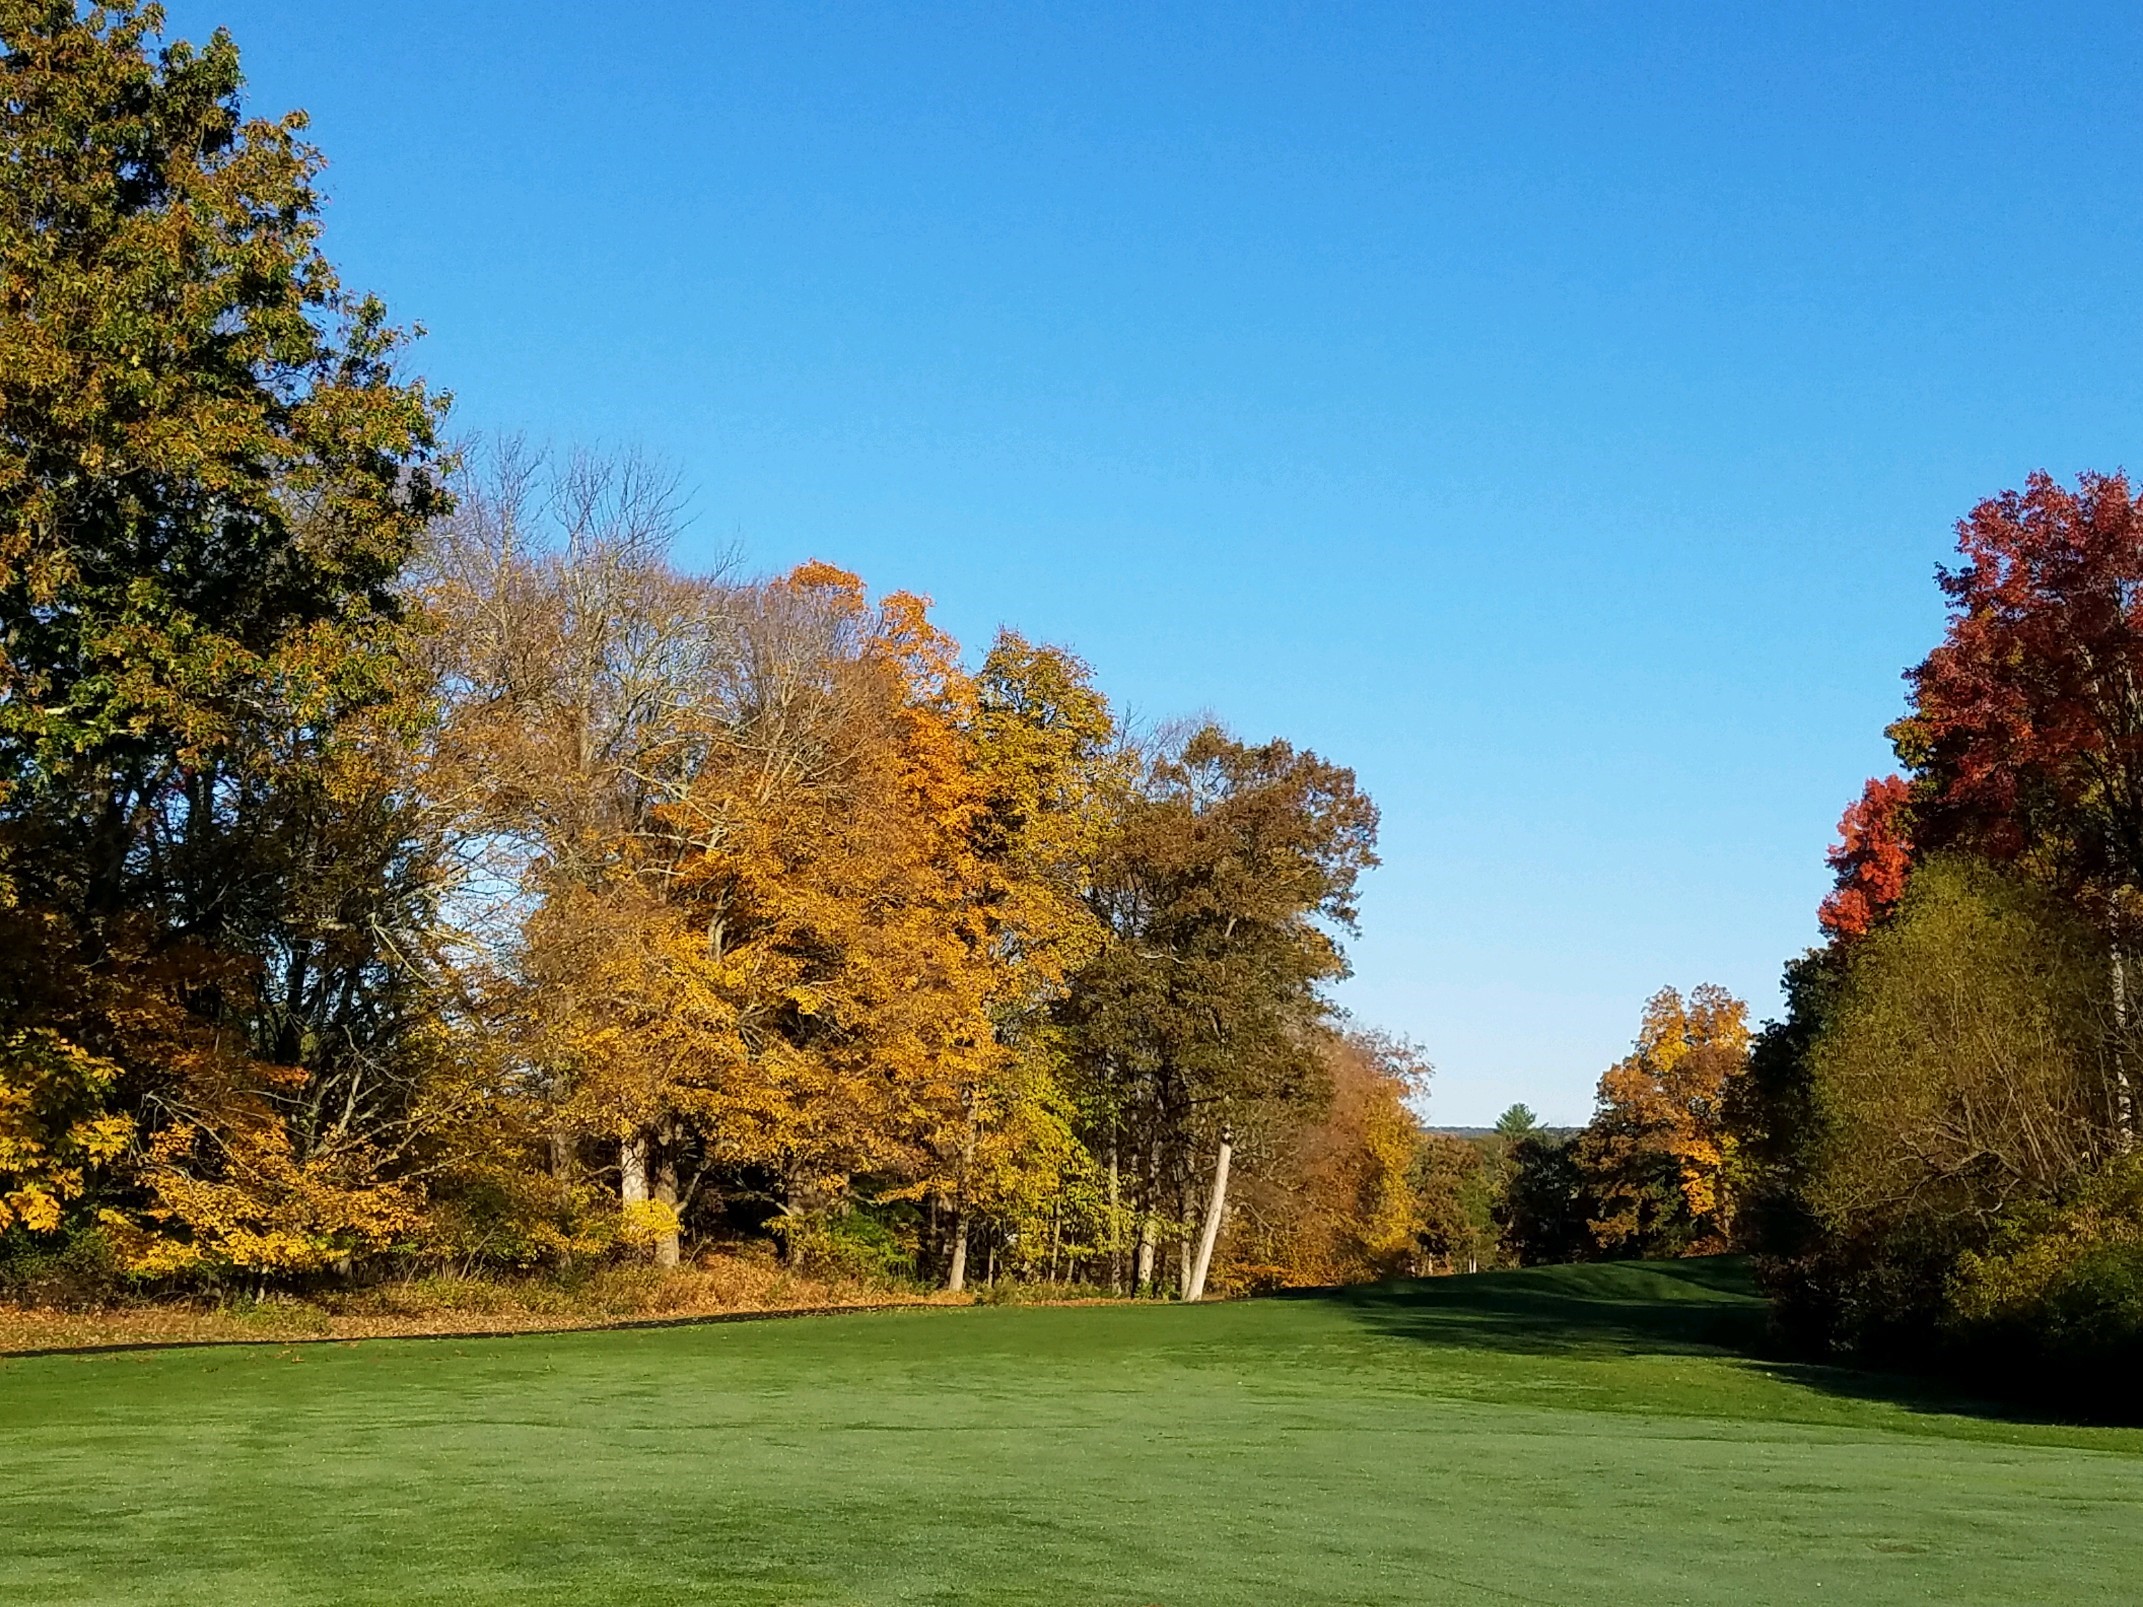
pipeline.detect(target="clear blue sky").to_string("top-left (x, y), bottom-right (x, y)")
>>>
top-left (171, 2), bottom-right (2143, 1124)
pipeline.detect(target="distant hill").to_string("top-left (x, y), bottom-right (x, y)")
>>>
top-left (1430, 1126), bottom-right (1582, 1142)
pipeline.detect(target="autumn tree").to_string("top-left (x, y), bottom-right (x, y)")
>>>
top-left (919, 631), bottom-right (1119, 1291)
top-left (1223, 1028), bottom-right (1425, 1288)
top-left (426, 462), bottom-right (1118, 1275)
top-left (1761, 473), bottom-right (2143, 1365)
top-left (421, 438), bottom-right (732, 1263)
top-left (0, 3), bottom-right (450, 1280)
top-left (1817, 777), bottom-right (1915, 941)
top-left (1814, 473), bottom-right (2143, 1130)
top-left (1576, 984), bottom-right (1749, 1257)
top-left (1408, 1104), bottom-right (1540, 1274)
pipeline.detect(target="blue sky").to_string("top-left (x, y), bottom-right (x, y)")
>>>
top-left (172, 2), bottom-right (2143, 1123)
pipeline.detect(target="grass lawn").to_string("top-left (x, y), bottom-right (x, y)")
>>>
top-left (3, 1259), bottom-right (2139, 1605)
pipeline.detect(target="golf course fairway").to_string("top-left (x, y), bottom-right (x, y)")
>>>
top-left (3, 1258), bottom-right (2138, 1605)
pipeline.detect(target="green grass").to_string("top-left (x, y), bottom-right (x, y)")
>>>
top-left (4, 1258), bottom-right (2141, 1605)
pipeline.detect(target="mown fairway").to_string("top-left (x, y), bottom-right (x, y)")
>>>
top-left (4, 1260), bottom-right (2139, 1606)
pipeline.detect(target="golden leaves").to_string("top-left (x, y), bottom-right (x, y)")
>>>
top-left (0, 1029), bottom-right (129, 1235)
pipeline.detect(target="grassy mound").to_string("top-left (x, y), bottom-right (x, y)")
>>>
top-left (3, 1259), bottom-right (2138, 1605)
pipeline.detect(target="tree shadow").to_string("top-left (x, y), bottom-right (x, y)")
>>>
top-left (1299, 1257), bottom-right (2125, 1429)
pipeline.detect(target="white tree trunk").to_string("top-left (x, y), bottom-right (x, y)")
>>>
top-left (620, 1130), bottom-right (649, 1206)
top-left (1134, 1212), bottom-right (1156, 1293)
top-left (947, 1209), bottom-right (970, 1293)
top-left (1185, 1131), bottom-right (1233, 1302)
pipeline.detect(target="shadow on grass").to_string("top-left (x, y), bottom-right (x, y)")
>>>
top-left (1302, 1256), bottom-right (2108, 1429)
top-left (1299, 1256), bottom-right (1771, 1359)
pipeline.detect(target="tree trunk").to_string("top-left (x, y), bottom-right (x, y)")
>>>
top-left (652, 1129), bottom-right (680, 1270)
top-left (1175, 1164), bottom-right (1194, 1298)
top-left (947, 1208), bottom-right (970, 1293)
top-left (1185, 1130), bottom-right (1233, 1302)
top-left (2117, 948), bottom-right (2135, 1151)
top-left (1134, 1209), bottom-right (1156, 1293)
top-left (620, 1130), bottom-right (649, 1207)
top-left (1107, 1144), bottom-right (1123, 1295)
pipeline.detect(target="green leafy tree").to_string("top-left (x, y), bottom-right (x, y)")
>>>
top-left (1064, 726), bottom-right (1377, 1297)
top-left (0, 2), bottom-right (449, 1276)
top-left (1497, 1134), bottom-right (1596, 1266)
top-left (1493, 1104), bottom-right (1540, 1141)
top-left (1785, 856), bottom-right (2121, 1356)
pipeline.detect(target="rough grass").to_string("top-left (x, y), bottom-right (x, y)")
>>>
top-left (0, 1252), bottom-right (951, 1353)
top-left (3, 1258), bottom-right (2139, 1605)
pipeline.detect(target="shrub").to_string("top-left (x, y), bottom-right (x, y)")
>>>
top-left (781, 1204), bottom-right (920, 1286)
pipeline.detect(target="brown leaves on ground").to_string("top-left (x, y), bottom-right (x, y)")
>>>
top-left (0, 1251), bottom-right (967, 1355)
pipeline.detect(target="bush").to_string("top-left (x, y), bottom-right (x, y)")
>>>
top-left (2040, 1246), bottom-right (2143, 1365)
top-left (780, 1204), bottom-right (920, 1286)
top-left (1945, 1154), bottom-right (2143, 1413)
top-left (0, 1221), bottom-right (125, 1308)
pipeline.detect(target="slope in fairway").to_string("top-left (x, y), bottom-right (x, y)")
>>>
top-left (3, 1259), bottom-right (2139, 1606)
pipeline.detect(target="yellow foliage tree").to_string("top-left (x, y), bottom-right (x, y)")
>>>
top-left (0, 1030), bottom-right (131, 1234)
top-left (1580, 984), bottom-right (1750, 1256)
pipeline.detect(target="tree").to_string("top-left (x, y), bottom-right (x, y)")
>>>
top-left (1224, 1029), bottom-right (1425, 1288)
top-left (0, 2), bottom-right (450, 1278)
top-left (1754, 473), bottom-right (2143, 1366)
top-left (923, 631), bottom-right (1118, 1292)
top-left (1900, 472), bottom-right (2143, 911)
top-left (1497, 1134), bottom-right (1595, 1266)
top-left (1721, 947), bottom-right (1843, 1264)
top-left (1807, 856), bottom-right (2118, 1238)
top-left (1412, 1133), bottom-right (1497, 1274)
top-left (1063, 726), bottom-right (1377, 1296)
top-left (1818, 777), bottom-right (1914, 940)
top-left (1764, 855), bottom-right (2128, 1359)
top-left (1493, 1104), bottom-right (1541, 1141)
top-left (1576, 985), bottom-right (1749, 1257)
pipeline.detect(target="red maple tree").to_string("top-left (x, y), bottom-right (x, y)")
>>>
top-left (1818, 471), bottom-right (2143, 940)
top-left (1904, 470), bottom-right (2143, 912)
top-left (1818, 775), bottom-right (1914, 939)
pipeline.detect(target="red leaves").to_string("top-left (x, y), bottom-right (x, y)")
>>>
top-left (1819, 471), bottom-right (2143, 940)
top-left (1819, 776), bottom-right (1914, 939)
top-left (1907, 471), bottom-right (2143, 890)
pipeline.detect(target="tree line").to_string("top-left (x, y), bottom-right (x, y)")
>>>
top-left (0, 4), bottom-right (1437, 1305)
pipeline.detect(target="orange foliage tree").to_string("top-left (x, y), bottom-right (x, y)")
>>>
top-left (1578, 984), bottom-right (1750, 1256)
top-left (1225, 1029), bottom-right (1426, 1289)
